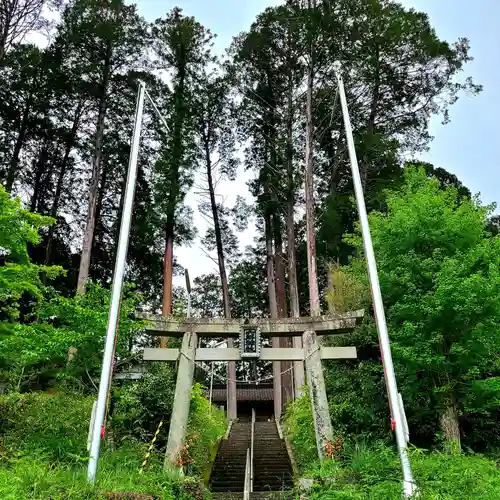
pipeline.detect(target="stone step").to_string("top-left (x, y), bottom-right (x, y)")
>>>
top-left (210, 420), bottom-right (293, 494)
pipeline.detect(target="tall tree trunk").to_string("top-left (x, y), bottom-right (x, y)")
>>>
top-left (363, 47), bottom-right (380, 187)
top-left (90, 163), bottom-right (108, 274)
top-left (45, 101), bottom-right (84, 266)
top-left (304, 37), bottom-right (320, 318)
top-left (265, 212), bottom-right (281, 420)
top-left (273, 215), bottom-right (288, 318)
top-left (36, 158), bottom-right (55, 215)
top-left (302, 0), bottom-right (334, 458)
top-left (161, 59), bottom-right (187, 347)
top-left (265, 67), bottom-right (285, 418)
top-left (205, 139), bottom-right (236, 420)
top-left (274, 214), bottom-right (294, 405)
top-left (440, 393), bottom-right (461, 452)
top-left (110, 168), bottom-right (128, 268)
top-left (30, 141), bottom-right (49, 212)
top-left (76, 41), bottom-right (112, 294)
top-left (5, 96), bottom-right (32, 193)
top-left (286, 70), bottom-right (305, 395)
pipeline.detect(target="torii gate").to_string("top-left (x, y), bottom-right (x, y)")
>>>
top-left (141, 310), bottom-right (363, 468)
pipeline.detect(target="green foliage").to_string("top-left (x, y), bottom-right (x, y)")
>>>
top-left (326, 264), bottom-right (368, 314)
top-left (0, 391), bottom-right (203, 498)
top-left (112, 362), bottom-right (176, 442)
top-left (329, 167), bottom-right (500, 449)
top-left (185, 383), bottom-right (226, 476)
top-left (0, 282), bottom-right (142, 392)
top-left (283, 389), bottom-right (319, 472)
top-left (0, 186), bottom-right (53, 264)
top-left (0, 187), bottom-right (142, 392)
top-left (306, 443), bottom-right (500, 500)
top-left (0, 392), bottom-right (93, 463)
top-left (0, 186), bottom-right (64, 322)
top-left (0, 448), bottom-right (195, 499)
top-left (324, 323), bottom-right (394, 442)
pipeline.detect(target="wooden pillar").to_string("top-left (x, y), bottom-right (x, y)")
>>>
top-left (303, 329), bottom-right (333, 460)
top-left (164, 331), bottom-right (197, 469)
top-left (280, 336), bottom-right (294, 407)
top-left (273, 337), bottom-right (282, 420)
top-left (292, 335), bottom-right (305, 397)
top-left (227, 338), bottom-right (237, 420)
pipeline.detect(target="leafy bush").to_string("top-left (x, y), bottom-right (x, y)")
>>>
top-left (283, 389), bottom-right (318, 472)
top-left (0, 392), bottom-right (93, 463)
top-left (307, 442), bottom-right (500, 499)
top-left (342, 167), bottom-right (500, 450)
top-left (0, 282), bottom-right (142, 393)
top-left (184, 383), bottom-right (226, 476)
top-left (0, 186), bottom-right (64, 324)
top-left (112, 362), bottom-right (176, 442)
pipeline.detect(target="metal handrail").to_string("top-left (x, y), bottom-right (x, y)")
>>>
top-left (250, 408), bottom-right (255, 492)
top-left (243, 448), bottom-right (251, 500)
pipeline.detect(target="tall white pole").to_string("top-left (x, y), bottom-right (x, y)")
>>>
top-left (87, 81), bottom-right (146, 484)
top-left (333, 62), bottom-right (417, 498)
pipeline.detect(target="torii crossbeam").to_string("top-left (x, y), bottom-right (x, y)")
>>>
top-left (141, 310), bottom-right (364, 469)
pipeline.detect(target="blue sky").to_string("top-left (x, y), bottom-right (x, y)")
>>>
top-left (135, 0), bottom-right (499, 282)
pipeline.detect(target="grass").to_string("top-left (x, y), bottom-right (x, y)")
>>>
top-left (0, 389), bottom-right (225, 499)
top-left (303, 442), bottom-right (500, 499)
top-left (0, 446), bottom-right (202, 499)
top-left (283, 392), bottom-right (500, 499)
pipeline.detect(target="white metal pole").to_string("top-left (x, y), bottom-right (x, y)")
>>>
top-left (333, 62), bottom-right (417, 498)
top-left (87, 81), bottom-right (146, 484)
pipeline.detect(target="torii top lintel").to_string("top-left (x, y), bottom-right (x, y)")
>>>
top-left (139, 309), bottom-right (364, 337)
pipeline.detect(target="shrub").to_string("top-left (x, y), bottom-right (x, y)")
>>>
top-left (0, 392), bottom-right (93, 463)
top-left (307, 442), bottom-right (500, 499)
top-left (283, 389), bottom-right (318, 472)
top-left (0, 282), bottom-right (142, 393)
top-left (184, 383), bottom-right (226, 476)
top-left (112, 363), bottom-right (176, 443)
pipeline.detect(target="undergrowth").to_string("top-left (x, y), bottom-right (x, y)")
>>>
top-left (284, 391), bottom-right (500, 499)
top-left (0, 447), bottom-right (193, 499)
top-left (185, 383), bottom-right (226, 476)
top-left (305, 443), bottom-right (500, 499)
top-left (0, 389), bottom-right (224, 498)
top-left (0, 392), bottom-right (94, 463)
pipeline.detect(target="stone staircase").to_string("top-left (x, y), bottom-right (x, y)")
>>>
top-left (210, 421), bottom-right (294, 498)
top-left (210, 422), bottom-right (250, 493)
top-left (253, 422), bottom-right (293, 492)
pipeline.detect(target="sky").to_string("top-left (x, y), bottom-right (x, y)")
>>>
top-left (133, 0), bottom-right (500, 287)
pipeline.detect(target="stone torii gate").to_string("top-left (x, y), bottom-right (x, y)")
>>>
top-left (141, 310), bottom-right (363, 468)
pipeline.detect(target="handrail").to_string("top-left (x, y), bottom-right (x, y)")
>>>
top-left (243, 448), bottom-right (251, 500)
top-left (276, 419), bottom-right (299, 477)
top-left (250, 408), bottom-right (255, 492)
top-left (275, 419), bottom-right (283, 440)
top-left (224, 420), bottom-right (233, 440)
